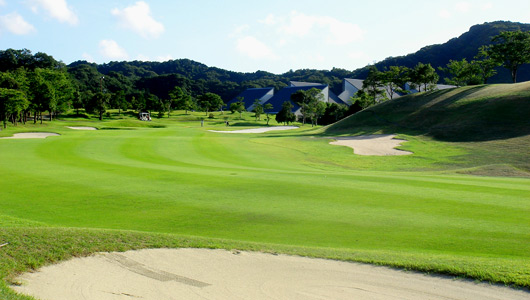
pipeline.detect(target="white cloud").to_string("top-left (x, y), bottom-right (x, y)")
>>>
top-left (29, 0), bottom-right (78, 25)
top-left (282, 11), bottom-right (314, 37)
top-left (230, 24), bottom-right (249, 37)
top-left (347, 51), bottom-right (366, 60)
top-left (0, 0), bottom-right (6, 6)
top-left (482, 3), bottom-right (493, 10)
top-left (99, 40), bottom-right (129, 60)
top-left (81, 53), bottom-right (95, 63)
top-left (136, 54), bottom-right (173, 62)
top-left (281, 11), bottom-right (363, 45)
top-left (439, 9), bottom-right (451, 19)
top-left (0, 12), bottom-right (36, 35)
top-left (236, 36), bottom-right (277, 60)
top-left (259, 14), bottom-right (278, 25)
top-left (136, 54), bottom-right (150, 61)
top-left (111, 1), bottom-right (164, 39)
top-left (455, 2), bottom-right (471, 13)
top-left (156, 54), bottom-right (174, 62)
top-left (323, 16), bottom-right (364, 45)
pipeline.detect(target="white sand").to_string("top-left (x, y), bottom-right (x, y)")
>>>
top-left (330, 134), bottom-right (413, 156)
top-left (209, 126), bottom-right (298, 133)
top-left (67, 126), bottom-right (97, 130)
top-left (12, 248), bottom-right (529, 300)
top-left (0, 132), bottom-right (59, 139)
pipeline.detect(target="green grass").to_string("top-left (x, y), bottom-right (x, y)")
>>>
top-left (0, 95), bottom-right (529, 299)
top-left (324, 82), bottom-right (530, 175)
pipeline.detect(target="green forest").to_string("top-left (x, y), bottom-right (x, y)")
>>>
top-left (1, 21), bottom-right (530, 130)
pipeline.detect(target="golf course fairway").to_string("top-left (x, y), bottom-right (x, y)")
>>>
top-left (0, 119), bottom-right (529, 294)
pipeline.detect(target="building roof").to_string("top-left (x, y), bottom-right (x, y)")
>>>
top-left (328, 90), bottom-right (349, 106)
top-left (227, 87), bottom-right (274, 109)
top-left (344, 78), bottom-right (364, 90)
top-left (265, 85), bottom-right (327, 113)
top-left (290, 81), bottom-right (323, 87)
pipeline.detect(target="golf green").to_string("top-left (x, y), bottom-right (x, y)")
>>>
top-left (1, 124), bottom-right (529, 287)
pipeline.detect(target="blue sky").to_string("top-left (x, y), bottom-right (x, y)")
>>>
top-left (1, 0), bottom-right (530, 74)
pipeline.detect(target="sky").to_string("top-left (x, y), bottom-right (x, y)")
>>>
top-left (1, 0), bottom-right (530, 74)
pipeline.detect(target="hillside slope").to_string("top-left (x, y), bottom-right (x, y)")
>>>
top-left (351, 21), bottom-right (530, 83)
top-left (324, 82), bottom-right (530, 175)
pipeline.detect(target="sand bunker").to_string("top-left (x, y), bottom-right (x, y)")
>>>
top-left (0, 132), bottom-right (59, 139)
top-left (12, 248), bottom-right (529, 300)
top-left (209, 126), bottom-right (298, 133)
top-left (330, 134), bottom-right (413, 156)
top-left (67, 126), bottom-right (97, 130)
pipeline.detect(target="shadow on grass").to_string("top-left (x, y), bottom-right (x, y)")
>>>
top-left (323, 85), bottom-right (530, 142)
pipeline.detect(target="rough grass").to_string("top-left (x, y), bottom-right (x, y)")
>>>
top-left (323, 82), bottom-right (530, 175)
top-left (0, 103), bottom-right (529, 299)
top-left (1, 227), bottom-right (529, 300)
top-left (326, 82), bottom-right (530, 141)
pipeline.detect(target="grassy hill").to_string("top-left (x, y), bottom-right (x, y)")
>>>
top-left (324, 82), bottom-right (530, 175)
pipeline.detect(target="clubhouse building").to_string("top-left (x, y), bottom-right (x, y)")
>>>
top-left (227, 79), bottom-right (455, 116)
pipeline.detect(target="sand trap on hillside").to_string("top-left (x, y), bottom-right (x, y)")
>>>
top-left (209, 126), bottom-right (298, 133)
top-left (330, 134), bottom-right (413, 156)
top-left (12, 248), bottom-right (529, 300)
top-left (0, 132), bottom-right (59, 139)
top-left (67, 126), bottom-right (97, 130)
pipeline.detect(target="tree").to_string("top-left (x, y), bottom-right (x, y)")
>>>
top-left (291, 88), bottom-right (322, 125)
top-left (319, 103), bottom-right (349, 125)
top-left (72, 90), bottom-right (84, 115)
top-left (230, 96), bottom-right (245, 118)
top-left (311, 101), bottom-right (327, 126)
top-left (0, 88), bottom-right (29, 129)
top-left (197, 92), bottom-right (223, 116)
top-left (131, 93), bottom-right (146, 112)
top-left (275, 101), bottom-right (296, 125)
top-left (169, 86), bottom-right (193, 115)
top-left (382, 66), bottom-right (409, 100)
top-left (349, 89), bottom-right (375, 109)
top-left (27, 71), bottom-right (54, 124)
top-left (410, 63), bottom-right (439, 92)
top-left (264, 103), bottom-right (273, 126)
top-left (112, 90), bottom-right (127, 115)
top-left (252, 99), bottom-right (263, 121)
top-left (34, 68), bottom-right (74, 121)
top-left (440, 59), bottom-right (480, 87)
top-left (362, 66), bottom-right (386, 102)
top-left (473, 45), bottom-right (500, 84)
top-left (489, 30), bottom-right (530, 83)
top-left (87, 92), bottom-right (110, 120)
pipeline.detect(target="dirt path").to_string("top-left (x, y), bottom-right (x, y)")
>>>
top-left (329, 134), bottom-right (413, 156)
top-left (12, 248), bottom-right (528, 300)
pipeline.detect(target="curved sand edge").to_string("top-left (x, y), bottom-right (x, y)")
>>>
top-left (67, 126), bottom-right (98, 130)
top-left (209, 126), bottom-right (298, 133)
top-left (329, 134), bottom-right (413, 156)
top-left (0, 132), bottom-right (60, 139)
top-left (12, 248), bottom-right (529, 300)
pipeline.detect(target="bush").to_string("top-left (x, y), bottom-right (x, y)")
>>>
top-left (208, 113), bottom-right (215, 119)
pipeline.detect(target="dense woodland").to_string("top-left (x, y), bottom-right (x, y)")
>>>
top-left (351, 21), bottom-right (530, 82)
top-left (1, 21), bottom-right (530, 129)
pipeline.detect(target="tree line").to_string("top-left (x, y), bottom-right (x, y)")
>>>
top-left (1, 29), bottom-right (529, 129)
top-left (349, 30), bottom-right (530, 110)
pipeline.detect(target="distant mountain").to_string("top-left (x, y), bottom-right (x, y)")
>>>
top-left (350, 21), bottom-right (530, 83)
top-left (65, 21), bottom-right (530, 100)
